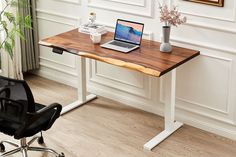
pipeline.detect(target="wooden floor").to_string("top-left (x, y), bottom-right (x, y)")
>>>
top-left (1, 74), bottom-right (236, 157)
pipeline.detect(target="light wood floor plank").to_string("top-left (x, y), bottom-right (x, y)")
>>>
top-left (0, 74), bottom-right (235, 157)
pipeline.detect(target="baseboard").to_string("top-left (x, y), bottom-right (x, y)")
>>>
top-left (33, 69), bottom-right (77, 88)
top-left (176, 112), bottom-right (236, 140)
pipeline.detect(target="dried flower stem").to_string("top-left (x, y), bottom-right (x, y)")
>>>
top-left (158, 1), bottom-right (187, 27)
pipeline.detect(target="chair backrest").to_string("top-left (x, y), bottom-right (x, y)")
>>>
top-left (0, 76), bottom-right (35, 122)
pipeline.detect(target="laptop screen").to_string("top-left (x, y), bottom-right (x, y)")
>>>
top-left (114, 19), bottom-right (144, 45)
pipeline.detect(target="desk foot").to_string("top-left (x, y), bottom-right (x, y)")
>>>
top-left (61, 94), bottom-right (97, 115)
top-left (143, 121), bottom-right (183, 151)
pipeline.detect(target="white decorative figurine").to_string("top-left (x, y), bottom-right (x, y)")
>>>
top-left (88, 12), bottom-right (96, 26)
top-left (78, 12), bottom-right (107, 35)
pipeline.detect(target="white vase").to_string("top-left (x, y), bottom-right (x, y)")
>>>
top-left (160, 26), bottom-right (172, 53)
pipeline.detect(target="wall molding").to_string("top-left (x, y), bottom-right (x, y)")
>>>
top-left (37, 9), bottom-right (79, 77)
top-left (93, 62), bottom-right (144, 89)
top-left (36, 9), bottom-right (78, 21)
top-left (56, 0), bottom-right (81, 5)
top-left (88, 60), bottom-right (152, 99)
top-left (176, 111), bottom-right (236, 140)
top-left (87, 0), bottom-right (153, 18)
top-left (160, 53), bottom-right (234, 125)
top-left (176, 104), bottom-right (236, 125)
top-left (36, 9), bottom-right (153, 39)
top-left (160, 40), bottom-right (235, 122)
top-left (170, 36), bottom-right (236, 55)
top-left (185, 20), bottom-right (236, 34)
top-left (181, 10), bottom-right (236, 23)
top-left (35, 70), bottom-right (77, 88)
top-left (36, 9), bottom-right (79, 27)
top-left (37, 16), bottom-right (75, 27)
top-left (177, 97), bottom-right (228, 115)
top-left (107, 0), bottom-right (145, 7)
top-left (176, 53), bottom-right (233, 115)
top-left (40, 57), bottom-right (77, 69)
top-left (180, 0), bottom-right (236, 22)
top-left (40, 62), bottom-right (77, 76)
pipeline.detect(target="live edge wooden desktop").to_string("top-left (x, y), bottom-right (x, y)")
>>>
top-left (39, 29), bottom-right (200, 151)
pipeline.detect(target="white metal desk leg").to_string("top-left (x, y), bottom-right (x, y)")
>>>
top-left (144, 69), bottom-right (183, 150)
top-left (61, 56), bottom-right (97, 115)
top-left (78, 56), bottom-right (87, 102)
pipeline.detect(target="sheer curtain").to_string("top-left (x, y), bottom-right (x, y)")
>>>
top-left (1, 38), bottom-right (23, 80)
top-left (1, 2), bottom-right (23, 80)
top-left (19, 0), bottom-right (39, 72)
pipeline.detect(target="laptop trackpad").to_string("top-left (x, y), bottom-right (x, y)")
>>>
top-left (109, 41), bottom-right (136, 49)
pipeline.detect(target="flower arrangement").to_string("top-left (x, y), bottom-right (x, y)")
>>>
top-left (159, 4), bottom-right (187, 27)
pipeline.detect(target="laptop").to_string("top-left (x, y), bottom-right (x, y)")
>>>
top-left (101, 19), bottom-right (144, 53)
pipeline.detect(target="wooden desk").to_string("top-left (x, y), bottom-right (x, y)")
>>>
top-left (39, 29), bottom-right (200, 150)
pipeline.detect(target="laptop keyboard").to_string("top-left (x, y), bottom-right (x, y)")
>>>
top-left (109, 41), bottom-right (136, 49)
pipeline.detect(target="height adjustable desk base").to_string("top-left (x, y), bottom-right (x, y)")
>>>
top-left (144, 121), bottom-right (183, 150)
top-left (144, 69), bottom-right (183, 150)
top-left (61, 94), bottom-right (97, 115)
top-left (60, 56), bottom-right (97, 115)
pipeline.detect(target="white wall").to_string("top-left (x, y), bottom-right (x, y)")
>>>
top-left (35, 0), bottom-right (236, 140)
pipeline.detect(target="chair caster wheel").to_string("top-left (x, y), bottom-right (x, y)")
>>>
top-left (59, 152), bottom-right (65, 157)
top-left (0, 143), bottom-right (5, 152)
top-left (37, 136), bottom-right (44, 145)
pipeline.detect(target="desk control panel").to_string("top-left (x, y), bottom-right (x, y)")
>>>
top-left (52, 47), bottom-right (64, 55)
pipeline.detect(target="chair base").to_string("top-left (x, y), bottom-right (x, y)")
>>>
top-left (0, 136), bottom-right (64, 157)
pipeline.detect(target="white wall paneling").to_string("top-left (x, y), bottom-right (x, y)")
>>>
top-left (107, 0), bottom-right (145, 7)
top-left (88, 60), bottom-right (152, 99)
top-left (170, 36), bottom-right (236, 55)
top-left (177, 0), bottom-right (236, 36)
top-left (36, 7), bottom-right (80, 86)
top-left (178, 0), bottom-right (236, 22)
top-left (176, 54), bottom-right (234, 123)
top-left (87, 0), bottom-right (154, 18)
top-left (56, 0), bottom-right (81, 5)
top-left (36, 9), bottom-right (79, 26)
top-left (184, 21), bottom-right (236, 35)
top-left (36, 0), bottom-right (236, 140)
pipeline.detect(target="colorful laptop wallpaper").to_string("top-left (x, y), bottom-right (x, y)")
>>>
top-left (115, 20), bottom-right (144, 45)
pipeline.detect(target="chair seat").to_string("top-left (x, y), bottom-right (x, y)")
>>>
top-left (0, 102), bottom-right (55, 138)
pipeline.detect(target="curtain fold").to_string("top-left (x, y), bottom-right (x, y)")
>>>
top-left (1, 4), bottom-right (23, 80)
top-left (19, 0), bottom-right (39, 72)
top-left (1, 39), bottom-right (23, 79)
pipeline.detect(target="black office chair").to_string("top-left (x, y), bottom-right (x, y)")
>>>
top-left (0, 76), bottom-right (64, 157)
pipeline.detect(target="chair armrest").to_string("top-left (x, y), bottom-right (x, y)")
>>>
top-left (33, 103), bottom-right (62, 116)
top-left (14, 103), bottom-right (62, 139)
top-left (0, 87), bottom-right (10, 98)
top-left (29, 103), bottom-right (62, 127)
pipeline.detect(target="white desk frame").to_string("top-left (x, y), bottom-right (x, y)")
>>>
top-left (61, 56), bottom-right (97, 115)
top-left (60, 56), bottom-right (183, 151)
top-left (143, 68), bottom-right (183, 150)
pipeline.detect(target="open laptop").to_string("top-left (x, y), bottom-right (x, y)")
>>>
top-left (101, 19), bottom-right (144, 53)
